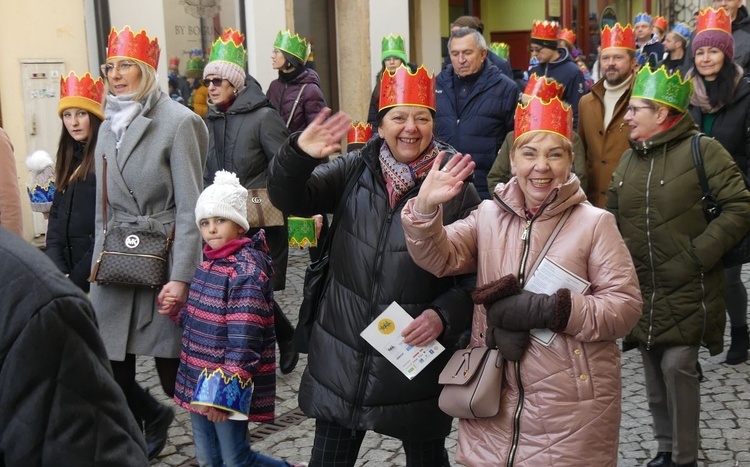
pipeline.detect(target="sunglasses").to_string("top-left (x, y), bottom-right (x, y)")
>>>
top-left (202, 77), bottom-right (226, 87)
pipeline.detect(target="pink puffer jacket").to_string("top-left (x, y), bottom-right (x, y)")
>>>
top-left (402, 176), bottom-right (642, 466)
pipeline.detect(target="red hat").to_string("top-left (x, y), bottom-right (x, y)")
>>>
top-left (58, 72), bottom-right (104, 120)
top-left (523, 73), bottom-right (564, 102)
top-left (107, 26), bottom-right (160, 70)
top-left (653, 16), bottom-right (668, 32)
top-left (601, 23), bottom-right (636, 51)
top-left (558, 28), bottom-right (577, 46)
top-left (693, 7), bottom-right (734, 60)
top-left (169, 57), bottom-right (180, 68)
top-left (347, 122), bottom-right (372, 145)
top-left (514, 96), bottom-right (572, 142)
top-left (378, 65), bottom-right (436, 113)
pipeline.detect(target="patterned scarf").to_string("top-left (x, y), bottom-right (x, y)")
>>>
top-left (378, 139), bottom-right (438, 208)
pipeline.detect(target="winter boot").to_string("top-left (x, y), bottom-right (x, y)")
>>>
top-left (725, 325), bottom-right (749, 365)
top-left (130, 383), bottom-right (174, 460)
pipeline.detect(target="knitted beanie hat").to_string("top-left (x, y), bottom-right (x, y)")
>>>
top-left (692, 29), bottom-right (734, 61)
top-left (195, 170), bottom-right (249, 231)
top-left (25, 150), bottom-right (56, 213)
top-left (203, 60), bottom-right (246, 92)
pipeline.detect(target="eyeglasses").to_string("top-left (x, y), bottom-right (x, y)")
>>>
top-left (100, 61), bottom-right (136, 75)
top-left (625, 105), bottom-right (654, 115)
top-left (529, 46), bottom-right (543, 53)
top-left (202, 77), bottom-right (227, 87)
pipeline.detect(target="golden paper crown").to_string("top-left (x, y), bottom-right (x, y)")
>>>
top-left (558, 28), bottom-right (577, 46)
top-left (378, 65), bottom-right (435, 112)
top-left (696, 7), bottom-right (732, 36)
top-left (531, 20), bottom-right (559, 41)
top-left (107, 26), bottom-right (160, 70)
top-left (601, 23), bottom-right (636, 51)
top-left (514, 96), bottom-right (572, 142)
top-left (58, 72), bottom-right (104, 120)
top-left (524, 73), bottom-right (564, 101)
top-left (653, 16), bottom-right (668, 32)
top-left (347, 122), bottom-right (373, 144)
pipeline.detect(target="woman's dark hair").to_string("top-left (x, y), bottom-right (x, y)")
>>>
top-left (55, 112), bottom-right (102, 192)
top-left (705, 59), bottom-right (738, 109)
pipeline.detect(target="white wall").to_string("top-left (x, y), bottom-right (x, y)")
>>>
top-left (245, 0), bottom-right (287, 92)
top-left (369, 0), bottom-right (410, 87)
top-left (415, 0), bottom-right (443, 76)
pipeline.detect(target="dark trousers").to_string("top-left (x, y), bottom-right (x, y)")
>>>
top-left (309, 419), bottom-right (449, 467)
top-left (274, 299), bottom-right (294, 343)
top-left (110, 353), bottom-right (180, 398)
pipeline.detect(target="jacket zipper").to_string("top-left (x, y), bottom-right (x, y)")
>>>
top-left (645, 157), bottom-right (657, 349)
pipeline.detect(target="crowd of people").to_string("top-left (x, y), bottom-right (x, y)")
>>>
top-left (2, 5), bottom-right (750, 467)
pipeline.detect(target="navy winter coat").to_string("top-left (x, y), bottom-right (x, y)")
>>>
top-left (529, 48), bottom-right (588, 130)
top-left (434, 61), bottom-right (518, 199)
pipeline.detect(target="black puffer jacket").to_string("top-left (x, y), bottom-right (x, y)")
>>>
top-left (268, 136), bottom-right (481, 441)
top-left (204, 77), bottom-right (290, 289)
top-left (45, 144), bottom-right (96, 292)
top-left (0, 227), bottom-right (148, 466)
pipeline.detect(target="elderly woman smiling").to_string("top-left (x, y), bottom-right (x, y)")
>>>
top-left (267, 65), bottom-right (481, 466)
top-left (401, 96), bottom-right (642, 466)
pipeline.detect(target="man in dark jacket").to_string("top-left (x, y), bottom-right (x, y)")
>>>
top-left (714, 0), bottom-right (750, 70)
top-left (442, 15), bottom-right (514, 79)
top-left (529, 24), bottom-right (588, 130)
top-left (660, 24), bottom-right (690, 74)
top-left (435, 27), bottom-right (518, 199)
top-left (634, 13), bottom-right (665, 65)
top-left (0, 227), bottom-right (148, 466)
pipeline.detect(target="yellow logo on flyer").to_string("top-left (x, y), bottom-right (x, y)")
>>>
top-left (378, 318), bottom-right (396, 335)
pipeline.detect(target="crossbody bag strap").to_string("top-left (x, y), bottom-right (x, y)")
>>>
top-left (286, 83), bottom-right (309, 128)
top-left (691, 133), bottom-right (712, 197)
top-left (527, 206), bottom-right (574, 278)
top-left (317, 158), bottom-right (366, 257)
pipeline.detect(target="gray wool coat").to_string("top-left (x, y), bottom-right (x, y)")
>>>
top-left (89, 91), bottom-right (209, 361)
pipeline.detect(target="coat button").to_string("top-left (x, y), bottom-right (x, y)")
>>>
top-left (574, 349), bottom-right (581, 355)
top-left (580, 374), bottom-right (587, 381)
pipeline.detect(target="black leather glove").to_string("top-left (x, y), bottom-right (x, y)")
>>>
top-left (485, 326), bottom-right (529, 361)
top-left (486, 288), bottom-right (572, 332)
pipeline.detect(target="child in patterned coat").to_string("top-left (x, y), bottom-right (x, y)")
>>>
top-left (162, 170), bottom-right (303, 467)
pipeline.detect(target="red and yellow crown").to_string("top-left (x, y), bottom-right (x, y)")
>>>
top-left (347, 122), bottom-right (372, 144)
top-left (379, 65), bottom-right (435, 112)
top-left (523, 73), bottom-right (564, 101)
top-left (58, 72), bottom-right (104, 120)
top-left (653, 16), bottom-right (668, 32)
top-left (601, 23), bottom-right (636, 51)
top-left (107, 26), bottom-right (160, 70)
top-left (514, 96), bottom-right (572, 142)
top-left (558, 28), bottom-right (577, 46)
top-left (696, 7), bottom-right (732, 36)
top-left (531, 20), bottom-right (559, 41)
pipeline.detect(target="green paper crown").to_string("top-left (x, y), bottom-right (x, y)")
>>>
top-left (632, 64), bottom-right (693, 112)
top-left (274, 30), bottom-right (308, 62)
top-left (381, 34), bottom-right (407, 63)
top-left (185, 57), bottom-right (205, 79)
top-left (489, 42), bottom-right (510, 60)
top-left (209, 29), bottom-right (247, 68)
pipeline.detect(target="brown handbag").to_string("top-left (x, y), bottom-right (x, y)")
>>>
top-left (88, 154), bottom-right (174, 288)
top-left (438, 346), bottom-right (504, 419)
top-left (247, 188), bottom-right (285, 228)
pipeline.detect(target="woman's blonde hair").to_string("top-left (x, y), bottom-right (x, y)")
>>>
top-left (511, 131), bottom-right (574, 159)
top-left (102, 60), bottom-right (159, 105)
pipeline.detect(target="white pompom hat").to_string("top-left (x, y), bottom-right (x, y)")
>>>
top-left (195, 170), bottom-right (249, 231)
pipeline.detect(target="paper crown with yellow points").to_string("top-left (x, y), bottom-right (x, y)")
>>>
top-left (523, 73), bottom-right (564, 102)
top-left (107, 26), bottom-right (160, 71)
top-left (191, 368), bottom-right (254, 421)
top-left (632, 64), bottom-right (693, 112)
top-left (696, 7), bottom-right (732, 36)
top-left (185, 56), bottom-right (205, 79)
top-left (209, 28), bottom-right (247, 68)
top-left (514, 96), bottom-right (572, 142)
top-left (634, 12), bottom-right (653, 25)
top-left (379, 65), bottom-right (436, 112)
top-left (489, 42), bottom-right (510, 60)
top-left (274, 30), bottom-right (309, 62)
top-left (288, 217), bottom-right (317, 248)
top-left (601, 24), bottom-right (636, 51)
top-left (531, 20), bottom-right (559, 41)
top-left (382, 34), bottom-right (408, 63)
top-left (347, 122), bottom-right (373, 144)
top-left (653, 16), bottom-right (668, 32)
top-left (558, 28), bottom-right (577, 46)
top-left (58, 72), bottom-right (104, 120)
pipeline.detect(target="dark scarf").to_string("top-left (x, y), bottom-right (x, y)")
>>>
top-left (378, 139), bottom-right (438, 208)
top-left (278, 66), bottom-right (305, 83)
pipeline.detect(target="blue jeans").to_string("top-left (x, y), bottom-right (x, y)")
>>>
top-left (190, 412), bottom-right (289, 467)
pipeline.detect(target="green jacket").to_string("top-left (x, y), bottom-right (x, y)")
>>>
top-left (607, 114), bottom-right (750, 355)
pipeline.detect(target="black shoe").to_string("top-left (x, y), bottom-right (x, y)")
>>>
top-left (130, 384), bottom-right (174, 460)
top-left (279, 338), bottom-right (299, 374)
top-left (725, 325), bottom-right (749, 365)
top-left (647, 452), bottom-right (672, 467)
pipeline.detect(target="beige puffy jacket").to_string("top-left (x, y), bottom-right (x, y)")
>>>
top-left (402, 176), bottom-right (642, 466)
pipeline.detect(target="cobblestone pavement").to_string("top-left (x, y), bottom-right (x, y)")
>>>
top-left (139, 249), bottom-right (750, 467)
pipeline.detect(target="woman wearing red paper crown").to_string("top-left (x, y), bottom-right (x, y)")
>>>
top-left (89, 26), bottom-right (209, 460)
top-left (43, 72), bottom-right (103, 292)
top-left (267, 64), bottom-right (481, 466)
top-left (608, 64), bottom-right (750, 467)
top-left (401, 95), bottom-right (641, 466)
top-left (687, 7), bottom-right (750, 366)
